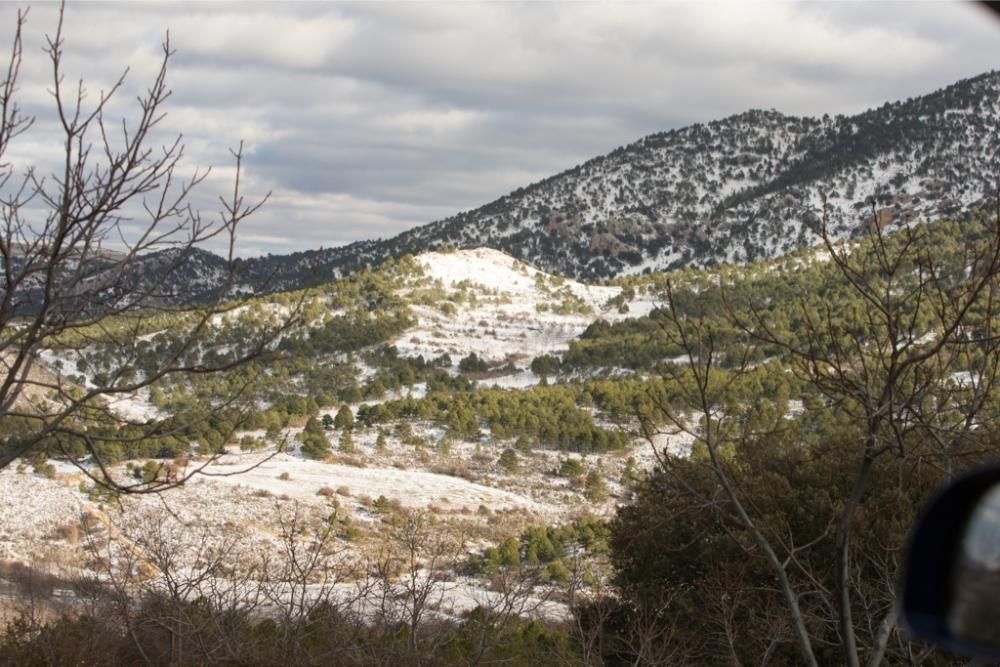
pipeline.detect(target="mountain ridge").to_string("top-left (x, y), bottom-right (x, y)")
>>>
top-left (79, 69), bottom-right (1000, 303)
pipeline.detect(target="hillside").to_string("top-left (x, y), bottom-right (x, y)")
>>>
top-left (6, 247), bottom-right (662, 565)
top-left (9, 70), bottom-right (999, 312)
top-left (8, 211), bottom-right (1000, 664)
top-left (368, 71), bottom-right (1000, 279)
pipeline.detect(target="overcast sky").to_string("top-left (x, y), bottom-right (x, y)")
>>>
top-left (2, 2), bottom-right (998, 257)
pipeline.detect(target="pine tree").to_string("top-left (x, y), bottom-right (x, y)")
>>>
top-left (300, 417), bottom-right (332, 460)
top-left (321, 413), bottom-right (335, 431)
top-left (334, 405), bottom-right (355, 431)
top-left (585, 470), bottom-right (608, 502)
top-left (498, 448), bottom-right (518, 473)
top-left (339, 430), bottom-right (355, 454)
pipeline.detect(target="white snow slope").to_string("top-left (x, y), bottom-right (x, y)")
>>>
top-left (394, 248), bottom-right (655, 365)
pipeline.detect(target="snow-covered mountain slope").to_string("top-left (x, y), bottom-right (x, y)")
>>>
top-left (374, 71), bottom-right (1000, 279)
top-left (15, 71), bottom-right (1000, 307)
top-left (392, 248), bottom-right (654, 366)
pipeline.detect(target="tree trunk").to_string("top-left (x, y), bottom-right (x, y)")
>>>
top-left (835, 453), bottom-right (875, 667)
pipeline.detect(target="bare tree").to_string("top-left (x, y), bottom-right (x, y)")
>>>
top-left (734, 204), bottom-right (1000, 666)
top-left (634, 202), bottom-right (1000, 665)
top-left (369, 509), bottom-right (465, 658)
top-left (564, 548), bottom-right (616, 667)
top-left (0, 6), bottom-right (300, 490)
top-left (466, 561), bottom-right (550, 665)
top-left (257, 501), bottom-right (371, 663)
top-left (639, 287), bottom-right (821, 666)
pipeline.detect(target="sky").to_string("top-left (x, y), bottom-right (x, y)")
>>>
top-left (1, 1), bottom-right (998, 257)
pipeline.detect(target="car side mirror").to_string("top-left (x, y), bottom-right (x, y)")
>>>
top-left (903, 465), bottom-right (1000, 659)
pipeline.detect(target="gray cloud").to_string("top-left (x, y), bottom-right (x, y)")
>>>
top-left (1, 2), bottom-right (997, 257)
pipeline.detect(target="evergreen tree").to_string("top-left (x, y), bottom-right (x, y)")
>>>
top-left (558, 458), bottom-right (585, 483)
top-left (585, 469), bottom-right (608, 502)
top-left (339, 429), bottom-right (355, 454)
top-left (459, 352), bottom-right (489, 373)
top-left (334, 405), bottom-right (355, 431)
top-left (498, 448), bottom-right (519, 473)
top-left (300, 417), bottom-right (332, 460)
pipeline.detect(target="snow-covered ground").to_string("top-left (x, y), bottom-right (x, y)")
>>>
top-left (3, 247), bottom-right (684, 619)
top-left (102, 390), bottom-right (162, 422)
top-left (477, 369), bottom-right (541, 390)
top-left (394, 248), bottom-right (654, 365)
top-left (0, 445), bottom-right (602, 623)
top-left (0, 466), bottom-right (90, 562)
top-left (197, 451), bottom-right (550, 515)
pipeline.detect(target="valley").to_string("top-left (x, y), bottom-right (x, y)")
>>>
top-left (3, 50), bottom-right (1000, 662)
top-left (7, 198), bottom-right (1000, 666)
top-left (0, 248), bottom-right (674, 633)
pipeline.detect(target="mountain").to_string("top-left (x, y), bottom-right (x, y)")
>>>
top-left (374, 70), bottom-right (1000, 280)
top-left (16, 70), bottom-right (1000, 309)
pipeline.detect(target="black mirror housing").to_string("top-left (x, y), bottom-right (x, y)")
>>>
top-left (903, 464), bottom-right (1000, 659)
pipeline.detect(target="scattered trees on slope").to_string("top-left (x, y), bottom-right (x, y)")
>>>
top-left (357, 384), bottom-right (628, 453)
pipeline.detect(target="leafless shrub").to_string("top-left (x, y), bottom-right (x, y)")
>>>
top-left (430, 462), bottom-right (476, 481)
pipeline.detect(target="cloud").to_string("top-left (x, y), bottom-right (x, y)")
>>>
top-left (0, 2), bottom-right (997, 258)
top-left (170, 11), bottom-right (356, 70)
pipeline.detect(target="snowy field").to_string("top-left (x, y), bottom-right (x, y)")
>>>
top-left (197, 451), bottom-right (551, 515)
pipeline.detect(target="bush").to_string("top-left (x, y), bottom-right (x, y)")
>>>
top-left (498, 448), bottom-right (518, 473)
top-left (559, 458), bottom-right (585, 480)
top-left (240, 435), bottom-right (264, 452)
top-left (545, 560), bottom-right (571, 583)
top-left (32, 460), bottom-right (56, 480)
top-left (372, 494), bottom-right (399, 515)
